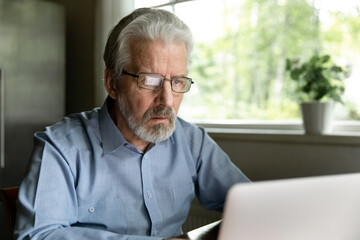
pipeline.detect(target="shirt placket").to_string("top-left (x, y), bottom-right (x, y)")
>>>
top-left (141, 152), bottom-right (162, 236)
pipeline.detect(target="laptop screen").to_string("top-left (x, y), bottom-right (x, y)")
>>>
top-left (218, 173), bottom-right (360, 240)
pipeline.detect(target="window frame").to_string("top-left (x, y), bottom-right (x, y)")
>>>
top-left (195, 120), bottom-right (360, 146)
top-left (150, 0), bottom-right (195, 8)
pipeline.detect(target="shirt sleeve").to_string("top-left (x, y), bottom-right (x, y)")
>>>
top-left (188, 126), bottom-right (251, 211)
top-left (14, 132), bottom-right (162, 240)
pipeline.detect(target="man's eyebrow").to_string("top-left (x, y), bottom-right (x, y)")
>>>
top-left (141, 72), bottom-right (189, 78)
top-left (141, 72), bottom-right (165, 77)
top-left (173, 72), bottom-right (188, 78)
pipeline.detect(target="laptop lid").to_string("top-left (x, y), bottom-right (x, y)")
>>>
top-left (218, 173), bottom-right (360, 240)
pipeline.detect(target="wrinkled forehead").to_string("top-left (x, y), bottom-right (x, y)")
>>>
top-left (127, 38), bottom-right (188, 73)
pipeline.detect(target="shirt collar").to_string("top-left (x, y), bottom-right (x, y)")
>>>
top-left (99, 97), bottom-right (128, 155)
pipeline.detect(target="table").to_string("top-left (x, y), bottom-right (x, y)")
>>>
top-left (178, 220), bottom-right (221, 240)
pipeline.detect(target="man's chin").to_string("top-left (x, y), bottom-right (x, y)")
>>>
top-left (146, 122), bottom-right (168, 133)
top-left (146, 117), bottom-right (173, 128)
top-left (139, 121), bottom-right (175, 143)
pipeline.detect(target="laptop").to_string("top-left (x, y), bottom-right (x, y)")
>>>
top-left (218, 173), bottom-right (360, 240)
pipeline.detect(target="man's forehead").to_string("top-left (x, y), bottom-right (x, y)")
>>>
top-left (129, 38), bottom-right (187, 56)
top-left (128, 39), bottom-right (188, 72)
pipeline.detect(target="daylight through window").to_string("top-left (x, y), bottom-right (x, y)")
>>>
top-left (135, 0), bottom-right (360, 121)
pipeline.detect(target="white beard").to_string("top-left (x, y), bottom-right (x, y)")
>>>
top-left (116, 96), bottom-right (176, 143)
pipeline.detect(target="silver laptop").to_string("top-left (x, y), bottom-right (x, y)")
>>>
top-left (218, 173), bottom-right (360, 240)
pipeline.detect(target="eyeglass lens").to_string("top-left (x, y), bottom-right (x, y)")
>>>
top-left (138, 73), bottom-right (191, 93)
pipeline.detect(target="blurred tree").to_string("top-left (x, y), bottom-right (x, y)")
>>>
top-left (180, 0), bottom-right (359, 120)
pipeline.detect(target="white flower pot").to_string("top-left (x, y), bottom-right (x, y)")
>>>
top-left (300, 102), bottom-right (334, 135)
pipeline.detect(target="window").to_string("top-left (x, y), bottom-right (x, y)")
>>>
top-left (135, 0), bottom-right (360, 124)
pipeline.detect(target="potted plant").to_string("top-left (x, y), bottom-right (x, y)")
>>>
top-left (286, 54), bottom-right (348, 134)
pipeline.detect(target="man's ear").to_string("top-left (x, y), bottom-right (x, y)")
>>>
top-left (104, 68), bottom-right (118, 99)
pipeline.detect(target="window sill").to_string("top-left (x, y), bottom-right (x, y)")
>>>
top-left (193, 120), bottom-right (360, 146)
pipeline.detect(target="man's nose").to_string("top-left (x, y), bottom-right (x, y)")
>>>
top-left (157, 80), bottom-right (174, 107)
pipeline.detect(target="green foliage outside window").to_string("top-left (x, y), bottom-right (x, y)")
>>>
top-left (178, 0), bottom-right (360, 121)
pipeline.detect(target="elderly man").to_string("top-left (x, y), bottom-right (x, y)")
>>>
top-left (15, 8), bottom-right (249, 240)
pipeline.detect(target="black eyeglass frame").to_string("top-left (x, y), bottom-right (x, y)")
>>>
top-left (122, 70), bottom-right (194, 93)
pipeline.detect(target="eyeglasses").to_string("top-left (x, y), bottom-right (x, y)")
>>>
top-left (122, 70), bottom-right (194, 93)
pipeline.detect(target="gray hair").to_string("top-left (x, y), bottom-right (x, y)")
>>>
top-left (103, 8), bottom-right (193, 80)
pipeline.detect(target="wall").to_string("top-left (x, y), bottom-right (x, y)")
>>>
top-left (210, 131), bottom-right (360, 181)
top-left (45, 0), bottom-right (98, 114)
top-left (48, 0), bottom-right (133, 114)
top-left (64, 0), bottom-right (97, 114)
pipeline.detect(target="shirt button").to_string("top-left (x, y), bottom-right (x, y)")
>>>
top-left (147, 192), bottom-right (152, 198)
top-left (88, 207), bottom-right (95, 213)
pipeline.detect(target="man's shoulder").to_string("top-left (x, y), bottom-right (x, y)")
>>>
top-left (175, 117), bottom-right (205, 138)
top-left (176, 117), bottom-right (197, 130)
top-left (40, 107), bottom-right (101, 141)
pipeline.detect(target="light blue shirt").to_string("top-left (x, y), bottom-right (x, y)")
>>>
top-left (15, 99), bottom-right (250, 240)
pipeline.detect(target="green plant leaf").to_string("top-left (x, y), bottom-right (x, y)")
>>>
top-left (290, 69), bottom-right (302, 80)
top-left (330, 66), bottom-right (342, 72)
top-left (320, 55), bottom-right (330, 63)
top-left (285, 54), bottom-right (347, 104)
top-left (285, 59), bottom-right (292, 71)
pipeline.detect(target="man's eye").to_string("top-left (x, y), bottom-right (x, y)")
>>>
top-left (145, 76), bottom-right (161, 86)
top-left (173, 79), bottom-right (184, 86)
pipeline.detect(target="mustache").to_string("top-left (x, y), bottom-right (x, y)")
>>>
top-left (143, 106), bottom-right (176, 121)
